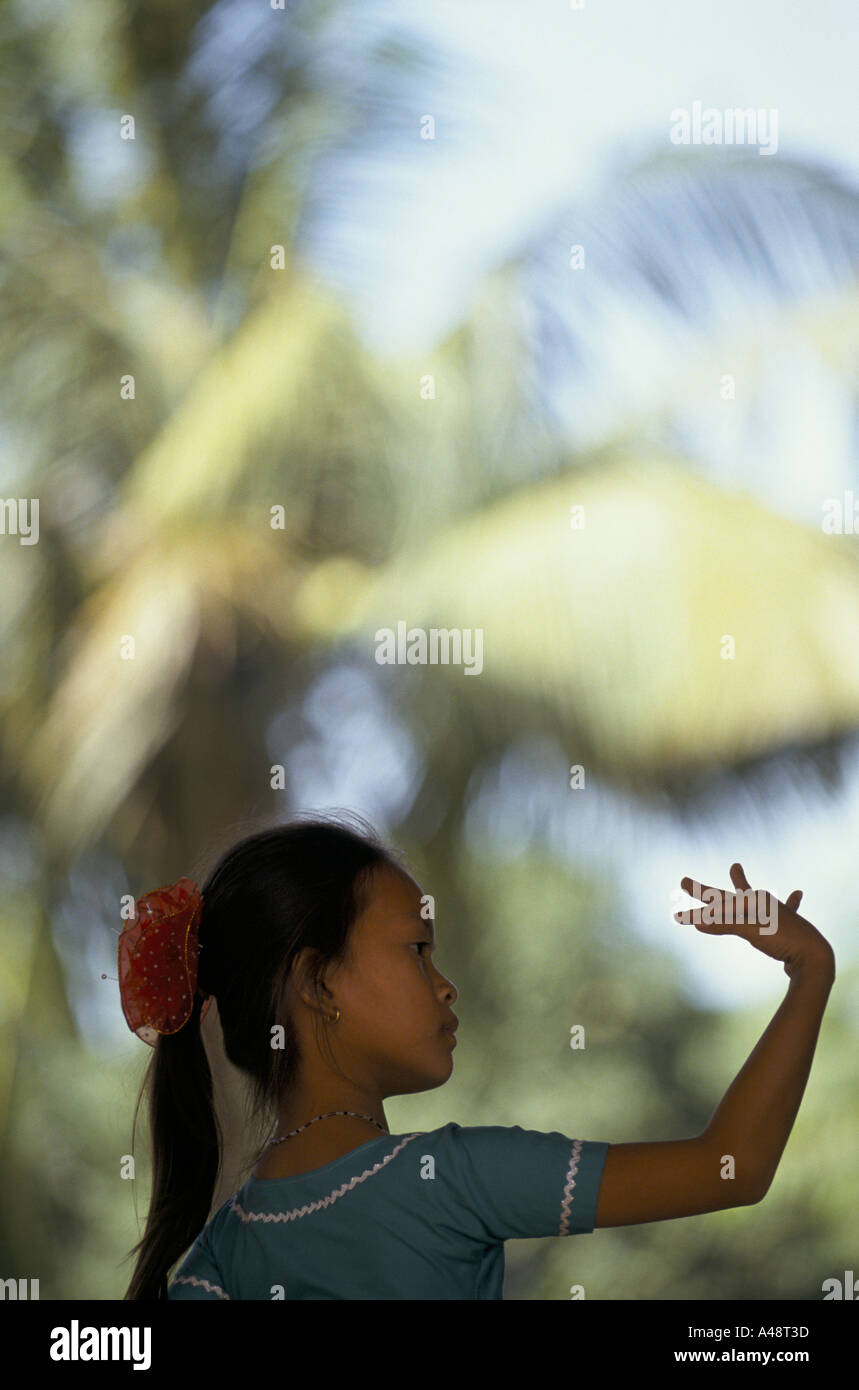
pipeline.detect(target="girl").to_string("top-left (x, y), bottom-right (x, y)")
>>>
top-left (121, 810), bottom-right (836, 1300)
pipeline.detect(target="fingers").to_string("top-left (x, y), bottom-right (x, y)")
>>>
top-left (675, 875), bottom-right (726, 926)
top-left (675, 878), bottom-right (727, 925)
top-left (679, 875), bottom-right (720, 902)
top-left (675, 862), bottom-right (749, 927)
top-left (729, 862), bottom-right (751, 892)
top-left (680, 863), bottom-right (751, 905)
top-left (673, 869), bottom-right (804, 928)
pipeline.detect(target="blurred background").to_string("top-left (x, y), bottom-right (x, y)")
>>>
top-left (1, 0), bottom-right (857, 1299)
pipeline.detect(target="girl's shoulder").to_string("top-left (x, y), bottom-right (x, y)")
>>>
top-left (416, 1121), bottom-right (611, 1241)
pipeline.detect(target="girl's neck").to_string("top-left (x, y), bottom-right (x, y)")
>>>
top-left (253, 1111), bottom-right (390, 1182)
top-left (273, 1103), bottom-right (389, 1141)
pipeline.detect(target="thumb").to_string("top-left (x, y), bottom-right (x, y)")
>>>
top-left (785, 889), bottom-right (803, 912)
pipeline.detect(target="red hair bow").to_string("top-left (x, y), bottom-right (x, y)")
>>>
top-left (118, 876), bottom-right (212, 1046)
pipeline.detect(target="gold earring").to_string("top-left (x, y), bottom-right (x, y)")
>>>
top-left (330, 1008), bottom-right (340, 1023)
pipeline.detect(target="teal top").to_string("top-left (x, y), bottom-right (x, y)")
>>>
top-left (167, 1122), bottom-right (610, 1300)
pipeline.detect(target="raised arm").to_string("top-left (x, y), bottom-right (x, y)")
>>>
top-left (593, 864), bottom-right (836, 1228)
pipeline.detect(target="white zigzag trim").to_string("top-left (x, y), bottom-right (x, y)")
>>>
top-left (231, 1132), bottom-right (424, 1224)
top-left (171, 1274), bottom-right (230, 1300)
top-left (559, 1138), bottom-right (584, 1236)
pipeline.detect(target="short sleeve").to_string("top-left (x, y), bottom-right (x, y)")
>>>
top-left (167, 1226), bottom-right (230, 1300)
top-left (441, 1124), bottom-right (609, 1243)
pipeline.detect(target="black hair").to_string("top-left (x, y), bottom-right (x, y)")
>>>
top-left (122, 810), bottom-right (407, 1300)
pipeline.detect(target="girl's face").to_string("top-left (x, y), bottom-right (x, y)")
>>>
top-left (326, 863), bottom-right (459, 1096)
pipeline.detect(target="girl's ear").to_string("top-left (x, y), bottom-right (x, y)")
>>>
top-left (287, 945), bottom-right (325, 1013)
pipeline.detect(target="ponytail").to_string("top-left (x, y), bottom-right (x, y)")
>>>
top-left (124, 993), bottom-right (219, 1300)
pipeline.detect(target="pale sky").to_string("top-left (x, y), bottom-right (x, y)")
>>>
top-left (306, 0), bottom-right (859, 352)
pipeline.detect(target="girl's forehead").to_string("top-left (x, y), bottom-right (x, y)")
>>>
top-left (366, 866), bottom-right (429, 920)
top-left (376, 863), bottom-right (420, 897)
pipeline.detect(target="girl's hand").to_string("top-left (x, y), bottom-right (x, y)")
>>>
top-left (674, 862), bottom-right (835, 980)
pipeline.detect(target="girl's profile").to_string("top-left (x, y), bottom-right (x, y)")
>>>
top-left (121, 810), bottom-right (836, 1301)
